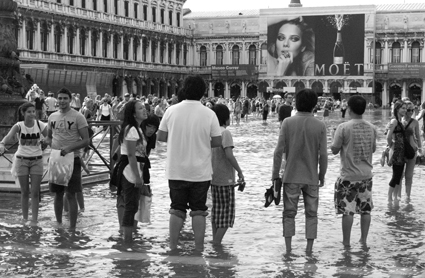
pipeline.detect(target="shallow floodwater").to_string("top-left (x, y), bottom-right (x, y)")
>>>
top-left (1, 109), bottom-right (425, 277)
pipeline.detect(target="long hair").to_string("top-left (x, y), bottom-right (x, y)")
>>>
top-left (267, 17), bottom-right (315, 59)
top-left (392, 100), bottom-right (405, 122)
top-left (118, 100), bottom-right (143, 145)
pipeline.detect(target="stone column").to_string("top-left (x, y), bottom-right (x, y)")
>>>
top-left (129, 37), bottom-right (134, 61)
top-left (224, 81), bottom-right (230, 99)
top-left (63, 26), bottom-right (68, 54)
top-left (156, 41), bottom-right (161, 63)
top-left (402, 81), bottom-right (407, 99)
top-left (209, 82), bottom-right (213, 97)
top-left (49, 22), bottom-right (55, 52)
top-left (422, 80), bottom-right (425, 103)
top-left (87, 28), bottom-right (92, 56)
top-left (242, 81), bottom-right (246, 97)
top-left (35, 20), bottom-right (41, 51)
top-left (404, 40), bottom-right (408, 62)
top-left (75, 28), bottom-right (80, 55)
top-left (22, 19), bottom-right (27, 50)
top-left (98, 31), bottom-right (103, 57)
top-left (165, 41), bottom-right (169, 64)
top-left (383, 81), bottom-right (389, 107)
top-left (109, 34), bottom-right (114, 58)
top-left (172, 42), bottom-right (177, 64)
top-left (147, 39), bottom-right (152, 62)
top-left (384, 41), bottom-right (388, 64)
top-left (119, 34), bottom-right (124, 59)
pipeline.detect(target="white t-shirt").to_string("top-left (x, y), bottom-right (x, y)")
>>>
top-left (120, 126), bottom-right (147, 183)
top-left (159, 100), bottom-right (222, 181)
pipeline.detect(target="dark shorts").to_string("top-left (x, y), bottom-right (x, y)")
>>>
top-left (169, 180), bottom-right (210, 218)
top-left (49, 157), bottom-right (82, 194)
top-left (334, 177), bottom-right (373, 215)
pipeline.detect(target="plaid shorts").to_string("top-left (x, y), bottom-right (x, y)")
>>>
top-left (334, 177), bottom-right (373, 216)
top-left (211, 184), bottom-right (235, 228)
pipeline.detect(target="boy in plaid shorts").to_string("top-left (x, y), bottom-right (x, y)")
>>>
top-left (211, 104), bottom-right (245, 245)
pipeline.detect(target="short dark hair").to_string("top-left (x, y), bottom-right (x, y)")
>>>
top-left (142, 114), bottom-right (160, 131)
top-left (57, 87), bottom-right (72, 99)
top-left (295, 89), bottom-right (317, 112)
top-left (347, 95), bottom-right (366, 115)
top-left (183, 75), bottom-right (206, 101)
top-left (212, 104), bottom-right (230, 126)
top-left (284, 93), bottom-right (293, 99)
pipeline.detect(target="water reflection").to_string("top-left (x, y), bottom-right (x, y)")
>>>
top-left (0, 110), bottom-right (425, 277)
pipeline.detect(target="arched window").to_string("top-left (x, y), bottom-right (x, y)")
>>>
top-left (392, 42), bottom-right (401, 63)
top-left (200, 46), bottom-right (207, 66)
top-left (40, 22), bottom-right (48, 51)
top-left (54, 25), bottom-right (62, 53)
top-left (113, 34), bottom-right (119, 59)
top-left (80, 29), bottom-right (86, 55)
top-left (67, 27), bottom-right (74, 54)
top-left (183, 44), bottom-right (187, 65)
top-left (261, 43), bottom-right (267, 65)
top-left (91, 31), bottom-right (97, 56)
top-left (374, 42), bottom-right (381, 64)
top-left (168, 43), bottom-right (172, 64)
top-left (176, 43), bottom-right (180, 65)
top-left (26, 22), bottom-right (35, 50)
top-left (249, 45), bottom-right (256, 65)
top-left (102, 32), bottom-right (107, 58)
top-left (232, 45), bottom-right (239, 65)
top-left (151, 41), bottom-right (156, 62)
top-left (160, 42), bottom-right (165, 63)
top-left (123, 38), bottom-right (129, 60)
top-left (142, 38), bottom-right (147, 62)
top-left (216, 45), bottom-right (223, 65)
top-left (133, 39), bottom-right (138, 61)
top-left (411, 41), bottom-right (420, 63)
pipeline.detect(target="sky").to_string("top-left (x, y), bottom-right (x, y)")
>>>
top-left (183, 0), bottom-right (418, 11)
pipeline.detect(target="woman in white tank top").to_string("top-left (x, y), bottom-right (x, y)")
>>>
top-left (0, 102), bottom-right (47, 225)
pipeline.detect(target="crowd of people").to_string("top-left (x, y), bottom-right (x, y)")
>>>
top-left (0, 75), bottom-right (424, 254)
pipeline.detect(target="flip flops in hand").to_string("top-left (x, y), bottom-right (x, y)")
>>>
top-left (264, 185), bottom-right (274, 208)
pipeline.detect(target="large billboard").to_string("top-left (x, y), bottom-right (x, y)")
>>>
top-left (267, 14), bottom-right (365, 77)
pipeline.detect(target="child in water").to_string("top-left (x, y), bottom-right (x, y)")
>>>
top-left (210, 104), bottom-right (245, 245)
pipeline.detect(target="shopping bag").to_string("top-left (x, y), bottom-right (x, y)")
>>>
top-left (134, 194), bottom-right (152, 223)
top-left (48, 149), bottom-right (74, 186)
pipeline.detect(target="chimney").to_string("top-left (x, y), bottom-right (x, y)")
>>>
top-left (289, 0), bottom-right (302, 7)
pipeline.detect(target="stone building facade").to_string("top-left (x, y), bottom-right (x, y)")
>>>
top-left (11, 0), bottom-right (425, 104)
top-left (15, 0), bottom-right (207, 99)
top-left (185, 3), bottom-right (425, 105)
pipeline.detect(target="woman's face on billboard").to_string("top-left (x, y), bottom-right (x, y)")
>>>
top-left (276, 23), bottom-right (305, 59)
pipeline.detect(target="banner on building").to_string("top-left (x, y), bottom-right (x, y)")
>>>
top-left (211, 65), bottom-right (257, 79)
top-left (388, 63), bottom-right (425, 79)
top-left (266, 14), bottom-right (365, 77)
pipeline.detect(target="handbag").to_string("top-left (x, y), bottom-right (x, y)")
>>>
top-left (399, 120), bottom-right (415, 160)
top-left (134, 186), bottom-right (152, 223)
top-left (48, 149), bottom-right (74, 186)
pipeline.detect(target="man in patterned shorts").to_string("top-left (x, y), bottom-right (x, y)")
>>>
top-left (331, 95), bottom-right (377, 247)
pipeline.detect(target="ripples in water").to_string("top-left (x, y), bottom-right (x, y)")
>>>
top-left (1, 109), bottom-right (425, 277)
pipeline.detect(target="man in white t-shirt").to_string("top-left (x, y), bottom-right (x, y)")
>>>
top-left (158, 75), bottom-right (222, 252)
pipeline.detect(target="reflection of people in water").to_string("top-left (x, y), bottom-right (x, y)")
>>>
top-left (267, 17), bottom-right (315, 76)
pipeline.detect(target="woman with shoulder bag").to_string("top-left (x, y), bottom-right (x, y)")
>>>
top-left (0, 102), bottom-right (47, 224)
top-left (113, 100), bottom-right (150, 243)
top-left (400, 101), bottom-right (423, 199)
